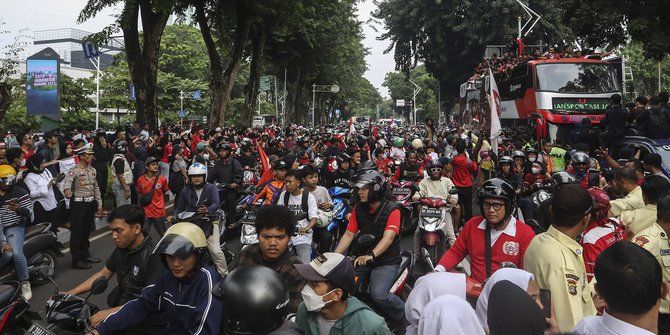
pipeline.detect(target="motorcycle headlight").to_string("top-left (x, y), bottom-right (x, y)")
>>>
top-left (424, 222), bottom-right (437, 231)
top-left (242, 224), bottom-right (257, 236)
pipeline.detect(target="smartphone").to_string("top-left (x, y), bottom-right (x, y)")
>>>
top-left (539, 289), bottom-right (551, 319)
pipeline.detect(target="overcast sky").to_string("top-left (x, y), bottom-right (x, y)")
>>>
top-left (0, 0), bottom-right (394, 97)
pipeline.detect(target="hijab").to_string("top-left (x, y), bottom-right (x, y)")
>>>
top-left (487, 280), bottom-right (546, 335)
top-left (418, 295), bottom-right (485, 335)
top-left (405, 272), bottom-right (466, 335)
top-left (476, 268), bottom-right (535, 329)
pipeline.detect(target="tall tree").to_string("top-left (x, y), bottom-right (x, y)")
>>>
top-left (79, 0), bottom-right (177, 130)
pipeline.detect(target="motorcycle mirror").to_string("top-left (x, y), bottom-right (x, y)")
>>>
top-left (356, 234), bottom-right (377, 251)
top-left (90, 276), bottom-right (109, 295)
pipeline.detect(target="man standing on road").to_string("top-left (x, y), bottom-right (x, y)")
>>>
top-left (138, 157), bottom-right (169, 237)
top-left (65, 205), bottom-right (166, 334)
top-left (609, 167), bottom-right (645, 218)
top-left (111, 140), bottom-right (133, 207)
top-left (451, 139), bottom-right (477, 225)
top-left (601, 93), bottom-right (629, 146)
top-left (63, 143), bottom-right (103, 270)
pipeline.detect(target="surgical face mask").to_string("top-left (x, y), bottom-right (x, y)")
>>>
top-left (531, 167), bottom-right (541, 174)
top-left (300, 285), bottom-right (335, 312)
top-left (528, 156), bottom-right (536, 162)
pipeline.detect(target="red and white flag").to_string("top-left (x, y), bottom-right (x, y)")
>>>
top-left (347, 117), bottom-right (356, 140)
top-left (488, 69), bottom-right (502, 154)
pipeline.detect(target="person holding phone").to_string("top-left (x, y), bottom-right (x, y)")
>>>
top-left (0, 164), bottom-right (33, 300)
top-left (24, 153), bottom-right (61, 230)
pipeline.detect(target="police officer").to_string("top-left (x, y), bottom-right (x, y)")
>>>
top-left (64, 143), bottom-right (103, 269)
top-left (111, 139), bottom-right (133, 207)
top-left (524, 184), bottom-right (596, 332)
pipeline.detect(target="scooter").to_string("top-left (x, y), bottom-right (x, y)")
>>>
top-left (416, 195), bottom-right (453, 264)
top-left (240, 199), bottom-right (265, 247)
top-left (0, 279), bottom-right (40, 334)
top-left (391, 180), bottom-right (418, 234)
top-left (0, 222), bottom-right (62, 286)
top-left (325, 187), bottom-right (351, 250)
top-left (174, 211), bottom-right (235, 265)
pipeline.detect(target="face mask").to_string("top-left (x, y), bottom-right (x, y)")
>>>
top-left (300, 285), bottom-right (334, 312)
top-left (203, 153), bottom-right (210, 160)
top-left (528, 156), bottom-right (536, 162)
top-left (531, 167), bottom-right (540, 174)
top-left (20, 159), bottom-right (26, 166)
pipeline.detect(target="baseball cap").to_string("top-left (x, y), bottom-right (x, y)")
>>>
top-left (75, 143), bottom-right (95, 155)
top-left (294, 253), bottom-right (355, 292)
top-left (551, 184), bottom-right (593, 219)
top-left (145, 156), bottom-right (159, 166)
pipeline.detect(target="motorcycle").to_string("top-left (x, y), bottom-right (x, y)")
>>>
top-left (174, 211), bottom-right (235, 266)
top-left (323, 187), bottom-right (351, 250)
top-left (239, 199), bottom-right (266, 247)
top-left (418, 247), bottom-right (482, 304)
top-left (0, 280), bottom-right (40, 334)
top-left (528, 182), bottom-right (552, 233)
top-left (351, 234), bottom-right (414, 314)
top-left (391, 180), bottom-right (419, 234)
top-left (0, 222), bottom-right (62, 286)
top-left (416, 195), bottom-right (453, 264)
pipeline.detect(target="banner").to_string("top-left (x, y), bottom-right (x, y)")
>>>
top-left (488, 69), bottom-right (502, 154)
top-left (26, 48), bottom-right (60, 116)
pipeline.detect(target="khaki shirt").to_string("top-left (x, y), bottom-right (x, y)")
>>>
top-left (632, 223), bottom-right (670, 314)
top-left (621, 204), bottom-right (657, 237)
top-left (524, 226), bottom-right (596, 332)
top-left (610, 186), bottom-right (644, 217)
top-left (63, 163), bottom-right (102, 204)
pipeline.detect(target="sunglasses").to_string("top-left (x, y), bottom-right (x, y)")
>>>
top-left (429, 167), bottom-right (443, 173)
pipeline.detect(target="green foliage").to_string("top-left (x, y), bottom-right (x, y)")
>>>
top-left (621, 42), bottom-right (670, 99)
top-left (59, 75), bottom-right (96, 130)
top-left (2, 79), bottom-right (41, 133)
top-left (383, 65), bottom-right (438, 121)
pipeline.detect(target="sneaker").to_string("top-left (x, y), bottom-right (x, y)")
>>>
top-left (21, 281), bottom-right (32, 301)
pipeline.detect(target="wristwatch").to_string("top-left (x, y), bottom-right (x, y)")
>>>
top-left (366, 251), bottom-right (376, 261)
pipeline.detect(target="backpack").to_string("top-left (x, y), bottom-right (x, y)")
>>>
top-left (282, 190), bottom-right (310, 215)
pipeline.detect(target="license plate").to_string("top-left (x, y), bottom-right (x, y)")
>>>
top-left (393, 188), bottom-right (410, 195)
top-left (421, 208), bottom-right (442, 217)
top-left (27, 323), bottom-right (55, 335)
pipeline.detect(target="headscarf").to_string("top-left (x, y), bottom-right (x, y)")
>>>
top-left (405, 272), bottom-right (466, 335)
top-left (476, 268), bottom-right (535, 329)
top-left (417, 295), bottom-right (485, 335)
top-left (487, 280), bottom-right (546, 335)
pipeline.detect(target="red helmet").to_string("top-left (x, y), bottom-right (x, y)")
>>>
top-left (587, 188), bottom-right (610, 221)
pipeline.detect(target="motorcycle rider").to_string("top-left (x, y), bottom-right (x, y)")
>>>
top-left (566, 152), bottom-right (592, 189)
top-left (334, 170), bottom-right (405, 325)
top-left (326, 153), bottom-right (354, 189)
top-left (389, 137), bottom-right (406, 161)
top-left (278, 169), bottom-right (318, 264)
top-left (523, 148), bottom-right (540, 175)
top-left (237, 144), bottom-right (256, 168)
top-left (536, 172), bottom-right (577, 230)
top-left (208, 143), bottom-right (242, 223)
top-left (511, 150), bottom-right (526, 175)
top-left (0, 164), bottom-right (32, 300)
top-left (412, 160), bottom-right (458, 254)
top-left (391, 150), bottom-right (424, 183)
top-left (92, 222), bottom-right (224, 335)
top-left (65, 204), bottom-right (167, 334)
top-left (435, 178), bottom-right (536, 284)
top-left (302, 165), bottom-right (333, 254)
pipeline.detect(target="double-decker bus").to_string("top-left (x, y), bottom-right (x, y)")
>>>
top-left (459, 58), bottom-right (622, 142)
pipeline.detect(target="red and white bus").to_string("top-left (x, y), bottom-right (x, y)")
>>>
top-left (459, 58), bottom-right (622, 142)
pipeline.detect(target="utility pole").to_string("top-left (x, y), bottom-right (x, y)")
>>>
top-left (410, 79), bottom-right (421, 125)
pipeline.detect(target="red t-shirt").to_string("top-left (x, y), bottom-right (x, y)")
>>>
top-left (136, 174), bottom-right (169, 218)
top-left (437, 216), bottom-right (536, 284)
top-left (581, 218), bottom-right (627, 281)
top-left (347, 204), bottom-right (401, 235)
top-left (451, 155), bottom-right (477, 187)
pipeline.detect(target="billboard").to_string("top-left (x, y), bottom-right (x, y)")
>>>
top-left (26, 48), bottom-right (60, 116)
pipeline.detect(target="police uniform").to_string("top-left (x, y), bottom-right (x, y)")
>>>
top-left (632, 223), bottom-right (670, 331)
top-left (63, 144), bottom-right (102, 267)
top-left (524, 226), bottom-right (596, 332)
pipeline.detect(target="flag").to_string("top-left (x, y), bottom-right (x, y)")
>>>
top-left (488, 69), bottom-right (502, 154)
top-left (347, 117), bottom-right (356, 141)
top-left (189, 116), bottom-right (195, 131)
top-left (256, 140), bottom-right (272, 187)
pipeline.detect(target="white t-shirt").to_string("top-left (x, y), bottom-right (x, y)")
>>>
top-left (307, 186), bottom-right (332, 205)
top-left (278, 190), bottom-right (318, 246)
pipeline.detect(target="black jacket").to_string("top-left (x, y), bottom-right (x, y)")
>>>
top-left (208, 157), bottom-right (243, 185)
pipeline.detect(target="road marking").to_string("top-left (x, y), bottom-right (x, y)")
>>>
top-left (61, 202), bottom-right (175, 254)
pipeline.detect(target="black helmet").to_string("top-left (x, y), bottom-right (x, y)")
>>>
top-left (572, 152), bottom-right (590, 164)
top-left (218, 266), bottom-right (289, 335)
top-left (549, 171), bottom-right (576, 190)
top-left (353, 169), bottom-right (387, 202)
top-left (113, 139), bottom-right (128, 154)
top-left (478, 178), bottom-right (515, 221)
top-left (218, 143), bottom-right (232, 151)
top-left (355, 160), bottom-right (377, 173)
top-left (498, 156), bottom-right (513, 166)
top-left (511, 150), bottom-right (525, 160)
top-left (525, 147), bottom-right (538, 155)
top-left (426, 160), bottom-right (442, 170)
top-left (336, 152), bottom-right (352, 165)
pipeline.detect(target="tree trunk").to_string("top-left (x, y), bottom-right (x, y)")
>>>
top-left (243, 24), bottom-right (267, 127)
top-left (286, 66), bottom-right (301, 124)
top-left (0, 83), bottom-right (12, 123)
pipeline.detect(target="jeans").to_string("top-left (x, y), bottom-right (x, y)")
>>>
top-left (456, 186), bottom-right (473, 226)
top-left (355, 264), bottom-right (405, 321)
top-left (293, 243), bottom-right (312, 264)
top-left (158, 162), bottom-right (170, 182)
top-left (112, 183), bottom-right (131, 207)
top-left (6, 226), bottom-right (29, 281)
top-left (144, 217), bottom-right (168, 237)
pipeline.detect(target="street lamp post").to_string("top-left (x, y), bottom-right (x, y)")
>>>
top-left (311, 83), bottom-right (340, 125)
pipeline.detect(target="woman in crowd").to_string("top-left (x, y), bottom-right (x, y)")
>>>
top-left (23, 154), bottom-right (60, 230)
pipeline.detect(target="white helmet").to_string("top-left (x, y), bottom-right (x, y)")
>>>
top-left (377, 139), bottom-right (387, 148)
top-left (188, 162), bottom-right (208, 176)
top-left (411, 138), bottom-right (424, 149)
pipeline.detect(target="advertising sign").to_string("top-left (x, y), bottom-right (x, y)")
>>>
top-left (26, 48), bottom-right (60, 116)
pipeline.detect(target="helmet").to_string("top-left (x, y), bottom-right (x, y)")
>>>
top-left (511, 150), bottom-right (525, 160)
top-left (478, 178), bottom-right (515, 221)
top-left (393, 137), bottom-right (404, 148)
top-left (356, 160), bottom-right (377, 173)
top-left (411, 138), bottom-right (424, 149)
top-left (426, 160), bottom-right (442, 170)
top-left (549, 171), bottom-right (576, 190)
top-left (572, 152), bottom-right (590, 164)
top-left (0, 165), bottom-right (17, 187)
top-left (588, 187), bottom-right (611, 221)
top-left (187, 162), bottom-right (208, 176)
top-left (525, 147), bottom-right (538, 155)
top-left (377, 139), bottom-right (387, 148)
top-left (498, 156), bottom-right (513, 166)
top-left (218, 143), bottom-right (232, 151)
top-left (336, 153), bottom-right (352, 165)
top-left (113, 139), bottom-right (128, 154)
top-left (273, 160), bottom-right (288, 170)
top-left (153, 222), bottom-right (207, 259)
top-left (219, 266), bottom-right (289, 335)
top-left (353, 169), bottom-right (387, 202)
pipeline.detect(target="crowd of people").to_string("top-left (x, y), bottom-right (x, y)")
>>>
top-left (0, 112), bottom-right (669, 334)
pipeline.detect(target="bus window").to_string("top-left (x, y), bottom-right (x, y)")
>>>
top-left (535, 63), bottom-right (619, 93)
